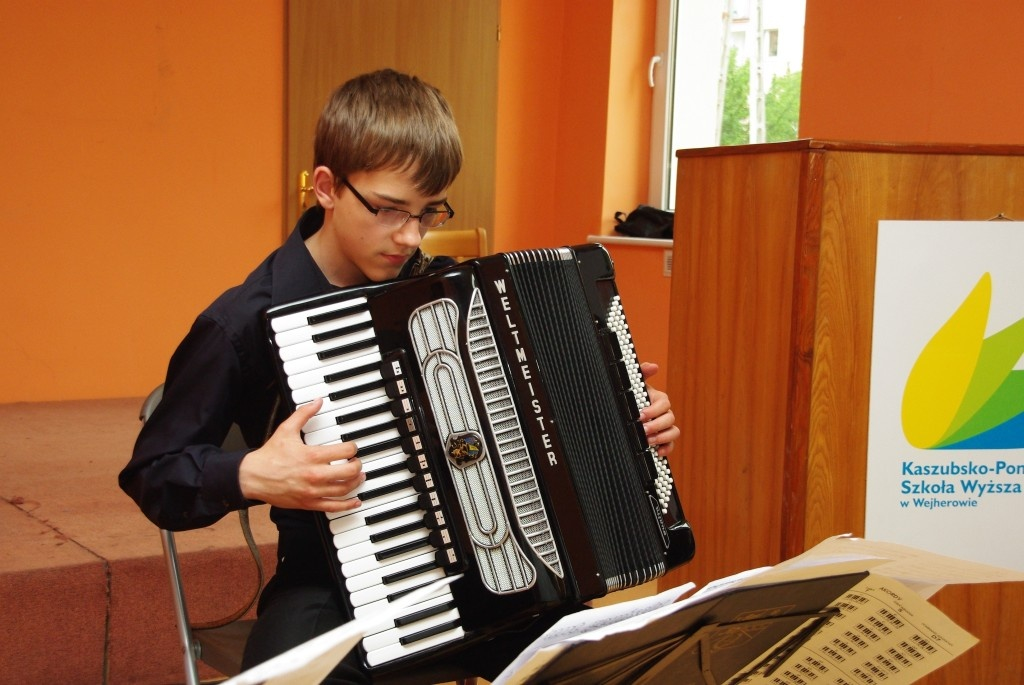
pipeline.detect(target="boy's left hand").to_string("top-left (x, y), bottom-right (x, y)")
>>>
top-left (638, 362), bottom-right (680, 456)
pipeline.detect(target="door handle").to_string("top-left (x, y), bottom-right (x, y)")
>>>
top-left (298, 170), bottom-right (315, 213)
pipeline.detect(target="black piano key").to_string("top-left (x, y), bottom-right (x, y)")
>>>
top-left (369, 520), bottom-right (427, 544)
top-left (364, 500), bottom-right (422, 526)
top-left (312, 319), bottom-right (373, 344)
top-left (359, 477), bottom-right (415, 502)
top-left (307, 301), bottom-right (369, 326)
top-left (380, 559), bottom-right (436, 583)
top-left (376, 538), bottom-right (432, 563)
top-left (366, 460), bottom-right (413, 481)
top-left (318, 338), bottom-right (378, 362)
top-left (386, 580), bottom-right (434, 604)
top-left (353, 435), bottom-right (423, 461)
top-left (341, 419), bottom-right (400, 442)
top-left (394, 600), bottom-right (457, 628)
top-left (399, 619), bottom-right (462, 646)
top-left (328, 378), bottom-right (387, 402)
top-left (355, 436), bottom-right (404, 459)
top-left (332, 400), bottom-right (391, 425)
top-left (324, 361), bottom-right (383, 385)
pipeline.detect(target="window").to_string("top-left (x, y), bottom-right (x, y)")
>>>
top-left (649, 0), bottom-right (805, 208)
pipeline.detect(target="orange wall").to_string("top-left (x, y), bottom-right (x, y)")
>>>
top-left (494, 0), bottom-right (615, 253)
top-left (1, 2), bottom-right (284, 402)
top-left (493, 0), bottom-right (655, 253)
top-left (800, 0), bottom-right (1024, 144)
top-left (602, 0), bottom-right (658, 233)
top-left (9, 0), bottom-right (1018, 403)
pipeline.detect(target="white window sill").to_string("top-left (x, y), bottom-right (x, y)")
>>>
top-left (586, 234), bottom-right (673, 248)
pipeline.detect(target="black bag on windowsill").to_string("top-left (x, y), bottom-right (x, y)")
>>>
top-left (614, 204), bottom-right (674, 239)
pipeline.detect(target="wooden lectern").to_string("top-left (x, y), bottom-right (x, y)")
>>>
top-left (662, 140), bottom-right (1024, 683)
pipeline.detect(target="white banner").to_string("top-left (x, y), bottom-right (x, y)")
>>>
top-left (866, 220), bottom-right (1024, 571)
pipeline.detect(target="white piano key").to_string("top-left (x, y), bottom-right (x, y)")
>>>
top-left (301, 399), bottom-right (391, 434)
top-left (343, 547), bottom-right (436, 591)
top-left (340, 528), bottom-right (431, 571)
top-left (333, 409), bottom-right (398, 437)
top-left (352, 584), bottom-right (453, 621)
top-left (333, 508), bottom-right (424, 550)
top-left (360, 449), bottom-right (410, 473)
top-left (281, 329), bottom-right (379, 375)
top-left (314, 391), bottom-right (394, 420)
top-left (341, 540), bottom-right (436, 579)
top-left (269, 296), bottom-right (367, 334)
top-left (328, 492), bottom-right (419, 536)
top-left (326, 483), bottom-right (419, 523)
top-left (294, 384), bottom-right (388, 412)
top-left (360, 590), bottom-right (456, 640)
top-left (362, 606), bottom-right (461, 653)
top-left (304, 422), bottom-right (401, 447)
top-left (347, 556), bottom-right (446, 606)
top-left (364, 626), bottom-right (466, 667)
top-left (275, 309), bottom-right (374, 355)
top-left (287, 351), bottom-right (382, 392)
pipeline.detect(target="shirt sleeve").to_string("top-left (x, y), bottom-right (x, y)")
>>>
top-left (119, 314), bottom-right (255, 531)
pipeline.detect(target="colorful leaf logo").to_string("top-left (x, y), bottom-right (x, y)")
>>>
top-left (902, 273), bottom-right (1024, 450)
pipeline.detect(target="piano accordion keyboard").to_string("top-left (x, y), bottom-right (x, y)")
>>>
top-left (269, 294), bottom-right (465, 667)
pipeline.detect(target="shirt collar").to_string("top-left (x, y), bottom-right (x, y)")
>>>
top-left (269, 205), bottom-right (334, 306)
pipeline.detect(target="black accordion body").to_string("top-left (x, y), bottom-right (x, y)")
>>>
top-left (265, 243), bottom-right (695, 675)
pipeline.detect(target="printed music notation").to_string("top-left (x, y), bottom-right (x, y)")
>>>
top-left (492, 535), bottom-right (1024, 685)
top-left (221, 537), bottom-right (1024, 685)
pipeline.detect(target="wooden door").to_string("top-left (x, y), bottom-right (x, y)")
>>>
top-left (285, 0), bottom-right (499, 242)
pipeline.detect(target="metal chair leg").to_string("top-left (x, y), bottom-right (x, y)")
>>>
top-left (161, 528), bottom-right (202, 685)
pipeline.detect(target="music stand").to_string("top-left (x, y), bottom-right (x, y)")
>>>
top-left (507, 572), bottom-right (865, 685)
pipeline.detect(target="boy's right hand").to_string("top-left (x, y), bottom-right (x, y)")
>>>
top-left (238, 398), bottom-right (365, 513)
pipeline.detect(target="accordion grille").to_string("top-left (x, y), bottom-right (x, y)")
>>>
top-left (508, 251), bottom-right (665, 589)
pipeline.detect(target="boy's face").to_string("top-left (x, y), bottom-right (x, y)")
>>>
top-left (314, 166), bottom-right (451, 285)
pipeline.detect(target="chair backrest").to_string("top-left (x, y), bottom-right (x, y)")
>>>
top-left (420, 226), bottom-right (488, 262)
top-left (140, 384), bottom-right (260, 685)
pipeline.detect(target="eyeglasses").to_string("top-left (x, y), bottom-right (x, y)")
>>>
top-left (342, 178), bottom-right (455, 230)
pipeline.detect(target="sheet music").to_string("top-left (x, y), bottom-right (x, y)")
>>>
top-left (491, 582), bottom-right (695, 685)
top-left (748, 534), bottom-right (1024, 598)
top-left (729, 574), bottom-right (978, 685)
top-left (494, 536), bottom-right (1024, 685)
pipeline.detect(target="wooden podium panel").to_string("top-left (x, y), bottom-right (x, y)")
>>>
top-left (662, 140), bottom-right (1024, 682)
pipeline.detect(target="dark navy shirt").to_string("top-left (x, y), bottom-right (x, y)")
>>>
top-left (120, 206), bottom-right (453, 546)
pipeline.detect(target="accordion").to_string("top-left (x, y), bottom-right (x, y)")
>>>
top-left (265, 243), bottom-right (695, 675)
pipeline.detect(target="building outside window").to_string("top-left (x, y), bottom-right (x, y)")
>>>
top-left (649, 0), bottom-right (806, 208)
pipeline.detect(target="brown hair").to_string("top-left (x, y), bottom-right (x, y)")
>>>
top-left (313, 69), bottom-right (463, 196)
